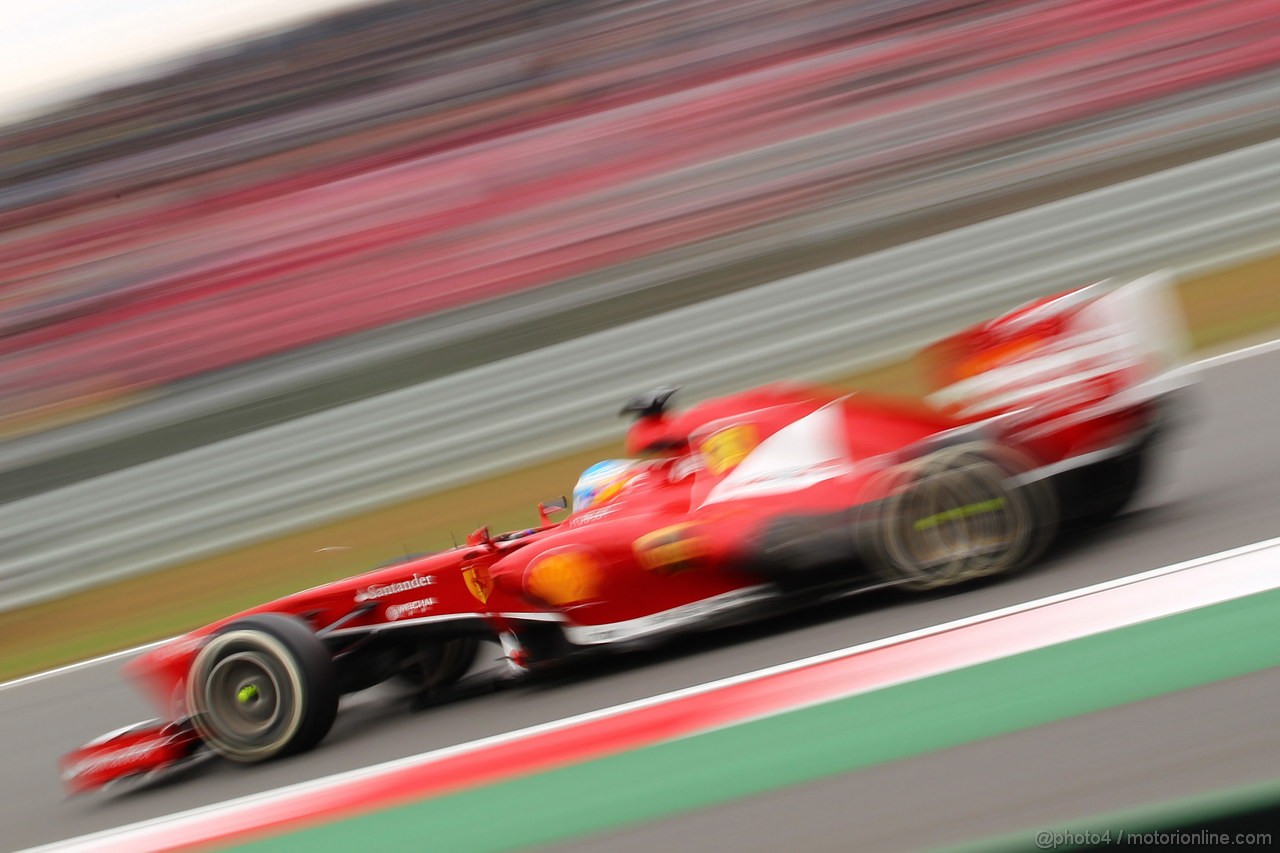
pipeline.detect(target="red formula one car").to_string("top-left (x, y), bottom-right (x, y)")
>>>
top-left (62, 273), bottom-right (1191, 792)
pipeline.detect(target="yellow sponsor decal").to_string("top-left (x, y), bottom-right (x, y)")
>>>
top-left (634, 523), bottom-right (712, 574)
top-left (700, 424), bottom-right (759, 475)
top-left (526, 551), bottom-right (601, 606)
top-left (462, 564), bottom-right (493, 603)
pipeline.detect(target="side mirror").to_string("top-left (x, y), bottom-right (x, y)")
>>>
top-left (466, 526), bottom-right (493, 547)
top-left (620, 385), bottom-right (680, 419)
top-left (538, 496), bottom-right (569, 527)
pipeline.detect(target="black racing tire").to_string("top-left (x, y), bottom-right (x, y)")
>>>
top-left (872, 443), bottom-right (1056, 591)
top-left (1076, 444), bottom-right (1147, 526)
top-left (391, 637), bottom-right (480, 692)
top-left (186, 614), bottom-right (338, 763)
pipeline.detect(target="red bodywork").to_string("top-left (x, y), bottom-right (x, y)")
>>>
top-left (60, 720), bottom-right (202, 794)
top-left (63, 275), bottom-right (1189, 792)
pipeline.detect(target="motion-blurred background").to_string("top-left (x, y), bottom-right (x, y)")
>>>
top-left (2, 0), bottom-right (1279, 678)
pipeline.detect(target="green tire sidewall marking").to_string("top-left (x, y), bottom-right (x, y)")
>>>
top-left (913, 496), bottom-right (1008, 531)
top-left (234, 589), bottom-right (1280, 853)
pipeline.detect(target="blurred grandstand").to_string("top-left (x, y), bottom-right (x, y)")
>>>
top-left (0, 0), bottom-right (1277, 509)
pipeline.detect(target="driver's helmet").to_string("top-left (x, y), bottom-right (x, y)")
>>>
top-left (572, 459), bottom-right (640, 513)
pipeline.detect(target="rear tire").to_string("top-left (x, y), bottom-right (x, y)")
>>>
top-left (1076, 444), bottom-right (1147, 525)
top-left (392, 637), bottom-right (480, 692)
top-left (187, 614), bottom-right (338, 763)
top-left (872, 444), bottom-right (1056, 591)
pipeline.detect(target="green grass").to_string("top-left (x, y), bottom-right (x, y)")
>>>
top-left (3, 253), bottom-right (1280, 682)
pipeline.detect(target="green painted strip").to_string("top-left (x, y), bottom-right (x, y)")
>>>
top-left (940, 775), bottom-right (1280, 853)
top-left (234, 589), bottom-right (1280, 853)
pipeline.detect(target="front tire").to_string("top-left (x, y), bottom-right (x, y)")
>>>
top-left (187, 614), bottom-right (338, 763)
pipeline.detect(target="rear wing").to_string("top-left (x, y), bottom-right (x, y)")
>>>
top-left (922, 272), bottom-right (1191, 426)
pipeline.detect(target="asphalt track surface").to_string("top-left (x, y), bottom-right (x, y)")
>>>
top-left (557, 667), bottom-right (1280, 853)
top-left (2, 343), bottom-right (1279, 851)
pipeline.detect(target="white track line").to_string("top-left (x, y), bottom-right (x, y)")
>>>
top-left (2, 333), bottom-right (1278, 694)
top-left (25, 534), bottom-right (1280, 853)
top-left (0, 639), bottom-right (170, 693)
top-left (1191, 333), bottom-right (1280, 370)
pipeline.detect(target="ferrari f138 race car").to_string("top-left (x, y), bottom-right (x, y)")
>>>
top-left (62, 273), bottom-right (1192, 792)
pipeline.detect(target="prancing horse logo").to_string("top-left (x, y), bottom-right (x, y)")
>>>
top-left (462, 564), bottom-right (493, 603)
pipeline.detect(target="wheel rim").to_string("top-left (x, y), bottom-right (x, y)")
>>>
top-left (883, 455), bottom-right (1030, 589)
top-left (205, 651), bottom-right (284, 742)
